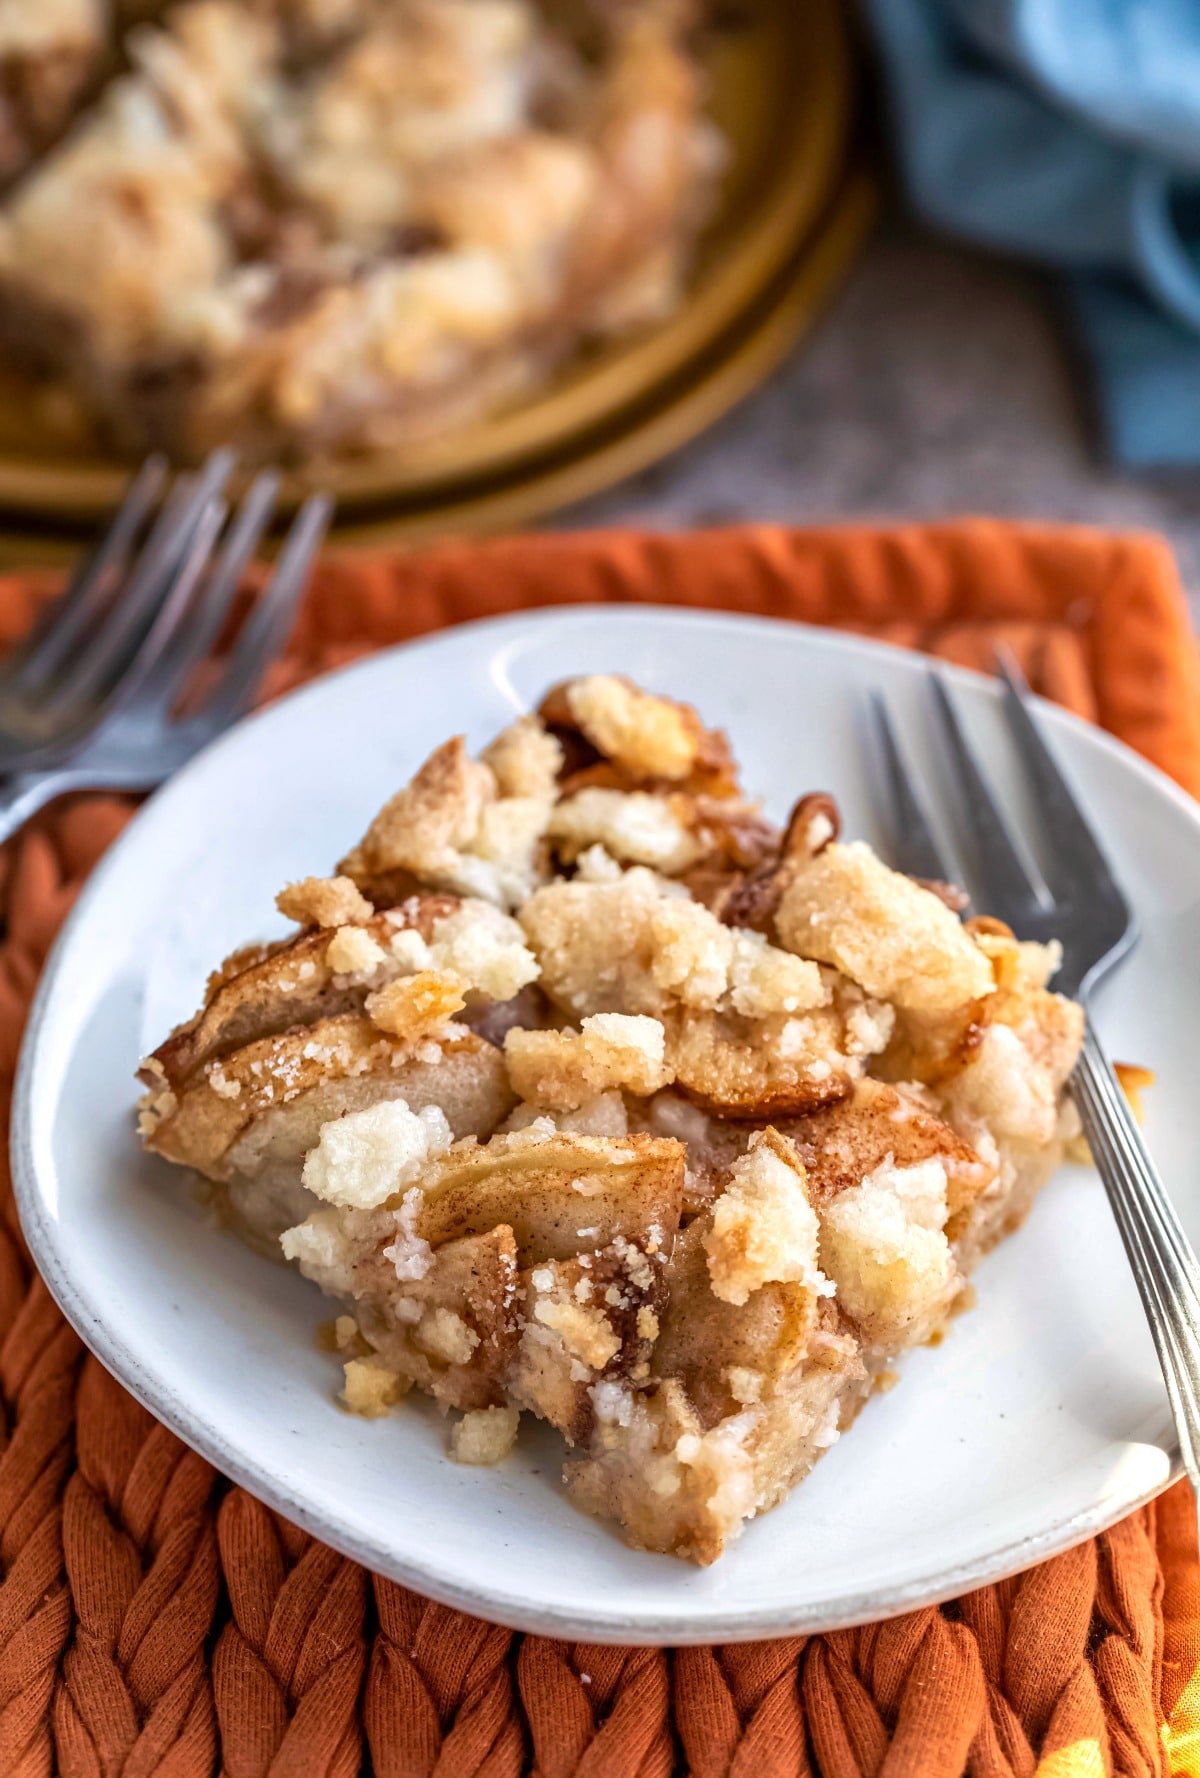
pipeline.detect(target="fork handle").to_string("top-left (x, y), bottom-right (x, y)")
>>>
top-left (0, 773), bottom-right (70, 846)
top-left (0, 767), bottom-right (154, 848)
top-left (1074, 1013), bottom-right (1200, 1493)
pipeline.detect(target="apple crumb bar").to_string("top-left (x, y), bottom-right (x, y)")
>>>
top-left (139, 676), bottom-right (1084, 1563)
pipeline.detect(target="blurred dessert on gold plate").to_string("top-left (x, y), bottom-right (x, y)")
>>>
top-left (0, 0), bottom-right (107, 186)
top-left (0, 0), bottom-right (720, 463)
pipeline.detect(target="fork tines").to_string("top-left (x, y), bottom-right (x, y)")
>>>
top-left (0, 452), bottom-right (331, 771)
top-left (868, 655), bottom-right (1134, 993)
top-left (868, 690), bottom-right (958, 889)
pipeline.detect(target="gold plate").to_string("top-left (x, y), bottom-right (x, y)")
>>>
top-left (0, 0), bottom-right (854, 526)
top-left (0, 169), bottom-right (877, 567)
top-left (332, 170), bottom-right (878, 549)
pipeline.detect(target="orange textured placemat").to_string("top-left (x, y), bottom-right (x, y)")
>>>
top-left (1, 519), bottom-right (1199, 1778)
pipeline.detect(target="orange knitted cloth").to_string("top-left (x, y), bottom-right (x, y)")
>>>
top-left (1, 519), bottom-right (1199, 1778)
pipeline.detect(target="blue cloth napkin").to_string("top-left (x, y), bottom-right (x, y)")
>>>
top-left (864, 0), bottom-right (1200, 467)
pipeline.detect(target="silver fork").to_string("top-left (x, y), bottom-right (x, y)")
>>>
top-left (0, 458), bottom-right (332, 842)
top-left (0, 451), bottom-right (233, 762)
top-left (871, 654), bottom-right (1200, 1502)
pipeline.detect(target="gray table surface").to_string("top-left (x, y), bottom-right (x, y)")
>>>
top-left (565, 221), bottom-right (1200, 626)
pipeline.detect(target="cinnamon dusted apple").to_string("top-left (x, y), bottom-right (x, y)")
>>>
top-left (138, 678), bottom-right (1084, 1563)
top-left (139, 887), bottom-right (532, 1246)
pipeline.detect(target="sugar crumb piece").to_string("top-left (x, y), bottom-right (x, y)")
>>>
top-left (518, 867), bottom-right (678, 1019)
top-left (807, 812), bottom-right (836, 852)
top-left (483, 714), bottom-right (563, 800)
top-left (590, 1379), bottom-right (634, 1427)
top-left (649, 898), bottom-right (732, 1007)
top-left (776, 841), bottom-right (993, 1015)
top-left (550, 789), bottom-right (701, 873)
top-left (206, 1062), bottom-right (242, 1101)
top-left (326, 925), bottom-right (387, 976)
top-left (340, 736), bottom-right (495, 886)
top-left (342, 1357), bottom-right (409, 1418)
top-left (450, 1403), bottom-right (520, 1465)
top-left (819, 1155), bottom-right (955, 1343)
top-left (611, 1233), bottom-right (654, 1293)
top-left (845, 998), bottom-right (896, 1057)
top-left (725, 1366), bottom-right (763, 1405)
top-left (382, 1187), bottom-right (435, 1282)
top-left (705, 1129), bottom-right (831, 1306)
top-left (648, 897), bottom-right (827, 1017)
top-left (340, 733), bottom-right (555, 913)
top-left (505, 1013), bottom-right (672, 1110)
top-left (574, 844), bottom-right (623, 882)
top-left (462, 798), bottom-right (551, 909)
top-left (302, 1100), bottom-right (452, 1210)
top-left (277, 875), bottom-right (373, 928)
top-left (565, 677), bottom-right (697, 781)
top-left (534, 1296), bottom-right (620, 1369)
top-left (136, 1060), bottom-right (176, 1137)
top-left (416, 1307), bottom-right (479, 1367)
top-left (367, 971), bottom-right (466, 1041)
top-left (427, 901), bottom-right (540, 1002)
top-left (390, 928), bottom-right (432, 970)
top-left (727, 929), bottom-right (828, 1017)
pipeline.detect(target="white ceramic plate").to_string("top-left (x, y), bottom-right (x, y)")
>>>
top-left (13, 608), bottom-right (1200, 1644)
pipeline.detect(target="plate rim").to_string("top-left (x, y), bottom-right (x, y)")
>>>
top-left (12, 603), bottom-right (1194, 1644)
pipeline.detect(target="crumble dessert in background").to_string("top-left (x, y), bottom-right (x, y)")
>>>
top-left (0, 0), bottom-right (169, 189)
top-left (138, 676), bottom-right (1084, 1563)
top-left (0, 0), bottom-right (108, 188)
top-left (0, 0), bottom-right (720, 463)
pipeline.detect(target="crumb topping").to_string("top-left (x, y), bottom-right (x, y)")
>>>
top-left (775, 841), bottom-right (995, 1015)
top-left (338, 733), bottom-right (563, 912)
top-left (326, 925), bottom-right (388, 975)
top-left (704, 1130), bottom-right (831, 1307)
top-left (483, 714), bottom-right (563, 800)
top-left (533, 1296), bottom-right (620, 1370)
top-left (301, 1098), bottom-right (453, 1210)
top-left (819, 1155), bottom-right (956, 1345)
top-left (278, 875), bottom-right (374, 928)
top-left (450, 1402), bottom-right (520, 1465)
top-left (415, 1305), bottom-right (479, 1366)
top-left (341, 737), bottom-right (496, 886)
top-left (367, 970), bottom-right (467, 1042)
top-left (549, 789), bottom-right (700, 873)
top-left (342, 1356), bottom-right (409, 1417)
top-left (505, 1013), bottom-right (672, 1109)
top-left (424, 900), bottom-right (540, 1001)
top-left (565, 676), bottom-right (699, 781)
